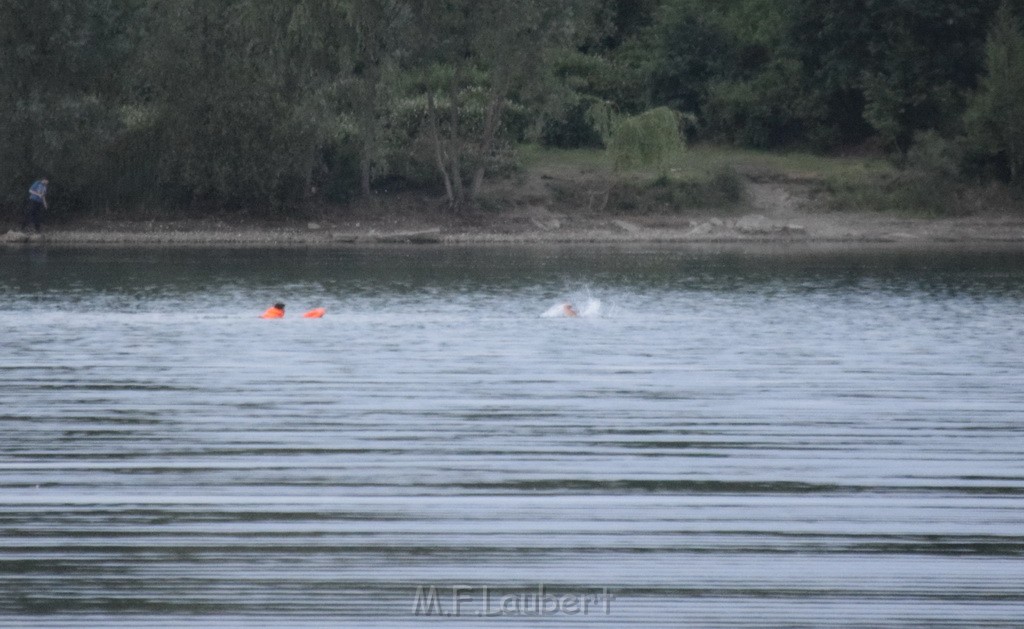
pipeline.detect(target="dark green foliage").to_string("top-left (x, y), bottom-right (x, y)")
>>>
top-left (646, 1), bottom-right (733, 115)
top-left (407, 0), bottom-right (594, 207)
top-left (0, 0), bottom-right (140, 212)
top-left (640, 0), bottom-right (826, 147)
top-left (704, 58), bottom-right (823, 149)
top-left (787, 0), bottom-right (1000, 151)
top-left (388, 89), bottom-right (532, 190)
top-left (318, 140), bottom-right (363, 204)
top-left (541, 99), bottom-right (606, 149)
top-left (2, 0), bottom-right (1023, 218)
top-left (965, 1), bottom-right (1024, 182)
top-left (134, 0), bottom-right (346, 208)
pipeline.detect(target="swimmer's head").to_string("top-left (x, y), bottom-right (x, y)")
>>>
top-left (274, 303), bottom-right (285, 310)
top-left (562, 303), bottom-right (578, 317)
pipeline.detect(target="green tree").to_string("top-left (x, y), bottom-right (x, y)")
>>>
top-left (646, 0), bottom-right (732, 116)
top-left (788, 0), bottom-right (1000, 151)
top-left (965, 1), bottom-right (1024, 181)
top-left (132, 0), bottom-right (348, 207)
top-left (345, 0), bottom-right (411, 197)
top-left (607, 106), bottom-right (683, 174)
top-left (539, 0), bottom-right (656, 149)
top-left (409, 0), bottom-right (593, 208)
top-left (643, 0), bottom-right (822, 148)
top-left (0, 0), bottom-right (139, 211)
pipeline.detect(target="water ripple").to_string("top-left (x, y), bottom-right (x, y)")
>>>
top-left (1, 246), bottom-right (1023, 626)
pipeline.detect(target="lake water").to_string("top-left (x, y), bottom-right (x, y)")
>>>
top-left (2, 244), bottom-right (1023, 627)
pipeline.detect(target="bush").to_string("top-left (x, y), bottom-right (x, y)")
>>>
top-left (899, 131), bottom-right (966, 215)
top-left (541, 97), bottom-right (605, 148)
top-left (317, 140), bottom-right (362, 204)
top-left (608, 107), bottom-right (683, 173)
top-left (905, 130), bottom-right (963, 179)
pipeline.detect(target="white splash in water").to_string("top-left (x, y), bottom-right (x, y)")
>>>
top-left (542, 298), bottom-right (602, 318)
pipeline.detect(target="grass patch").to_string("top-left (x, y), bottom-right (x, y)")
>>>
top-left (823, 171), bottom-right (968, 216)
top-left (518, 144), bottom-right (750, 212)
top-left (663, 144), bottom-right (894, 180)
top-left (515, 143), bottom-right (982, 216)
top-left (620, 167), bottom-right (744, 210)
top-left (519, 143), bottom-right (895, 183)
top-left (517, 144), bottom-right (611, 170)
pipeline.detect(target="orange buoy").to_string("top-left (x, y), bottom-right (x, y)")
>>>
top-left (261, 303), bottom-right (285, 319)
top-left (302, 307), bottom-right (326, 319)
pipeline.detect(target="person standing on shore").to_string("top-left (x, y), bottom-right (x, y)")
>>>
top-left (22, 177), bottom-right (48, 233)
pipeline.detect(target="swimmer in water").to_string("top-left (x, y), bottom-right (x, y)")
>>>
top-left (261, 303), bottom-right (285, 319)
top-left (562, 303), bottom-right (579, 317)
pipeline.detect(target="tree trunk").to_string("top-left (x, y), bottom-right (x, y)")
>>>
top-left (469, 74), bottom-right (509, 201)
top-left (355, 43), bottom-right (384, 198)
top-left (360, 143), bottom-right (373, 197)
top-left (425, 91), bottom-right (455, 203)
top-left (447, 68), bottom-right (465, 208)
top-left (359, 86), bottom-right (375, 197)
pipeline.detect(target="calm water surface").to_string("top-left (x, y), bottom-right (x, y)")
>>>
top-left (1, 245), bottom-right (1023, 627)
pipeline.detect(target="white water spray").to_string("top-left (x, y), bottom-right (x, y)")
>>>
top-left (542, 297), bottom-right (603, 318)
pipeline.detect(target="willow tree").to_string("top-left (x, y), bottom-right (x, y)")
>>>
top-left (589, 105), bottom-right (684, 175)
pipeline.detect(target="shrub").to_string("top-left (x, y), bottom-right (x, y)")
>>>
top-left (607, 107), bottom-right (683, 173)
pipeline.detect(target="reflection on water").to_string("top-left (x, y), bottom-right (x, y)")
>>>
top-left (2, 245), bottom-right (1024, 627)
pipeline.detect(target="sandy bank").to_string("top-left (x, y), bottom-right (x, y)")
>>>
top-left (5, 209), bottom-right (1024, 248)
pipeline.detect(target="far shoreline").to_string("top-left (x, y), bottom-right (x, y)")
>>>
top-left (6, 157), bottom-right (1024, 251)
top-left (4, 216), bottom-right (1024, 252)
top-left (8, 145), bottom-right (1024, 252)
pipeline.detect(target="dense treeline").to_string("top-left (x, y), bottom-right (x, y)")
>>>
top-left (3, 0), bottom-right (1024, 215)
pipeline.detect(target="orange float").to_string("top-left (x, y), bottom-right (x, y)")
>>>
top-left (302, 307), bottom-right (326, 319)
